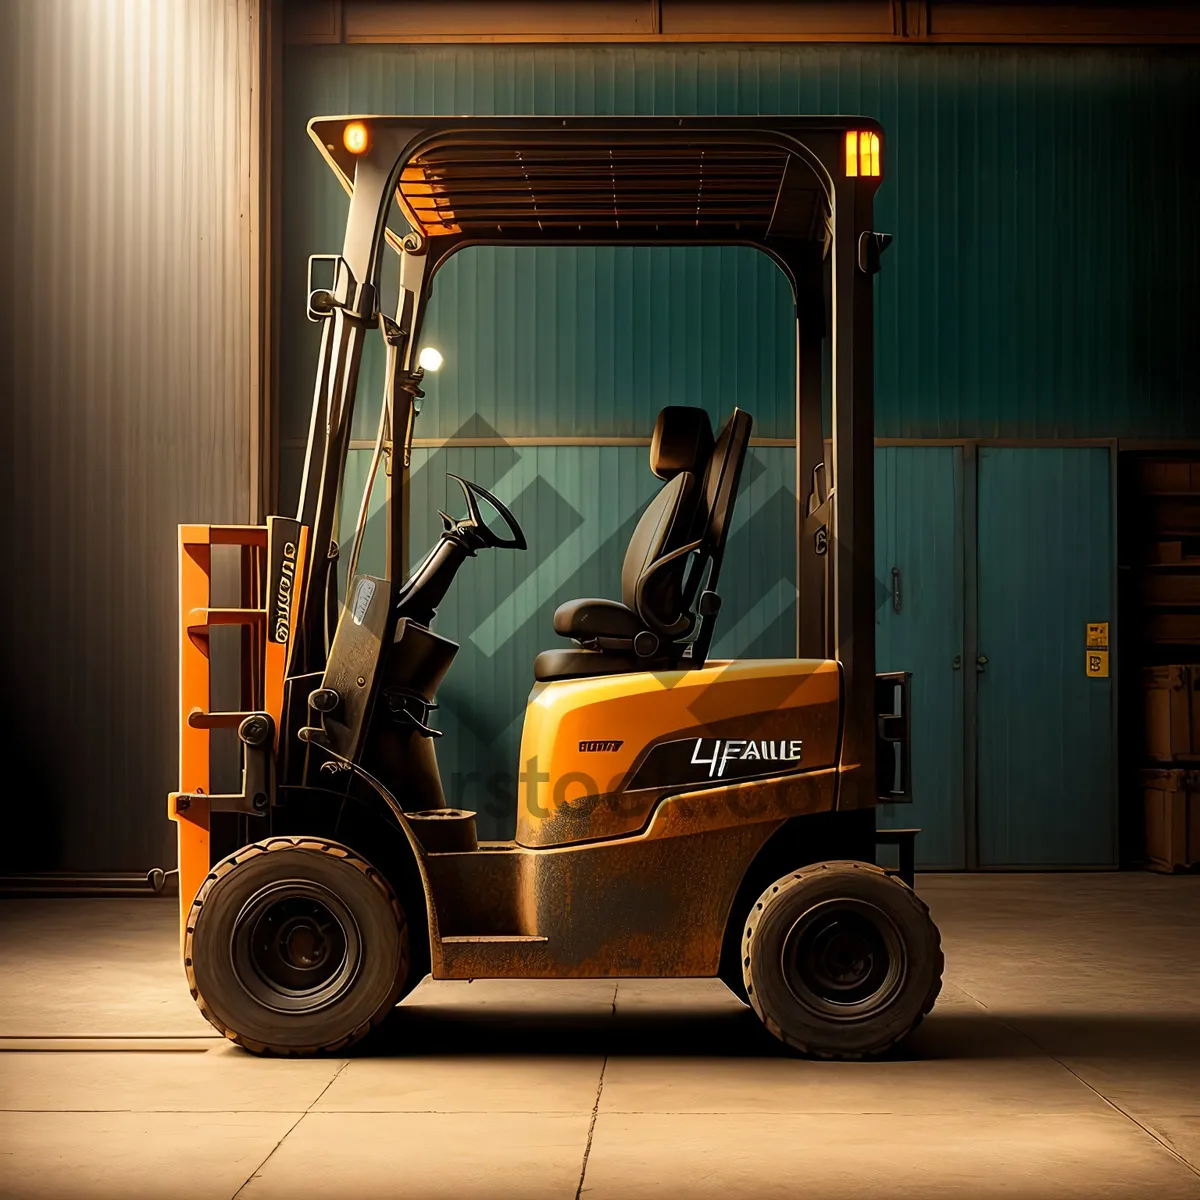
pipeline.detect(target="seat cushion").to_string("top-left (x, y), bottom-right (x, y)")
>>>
top-left (552, 598), bottom-right (643, 641)
top-left (533, 647), bottom-right (648, 682)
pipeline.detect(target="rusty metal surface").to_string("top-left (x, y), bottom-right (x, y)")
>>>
top-left (436, 823), bottom-right (780, 980)
top-left (423, 846), bottom-right (534, 937)
top-left (431, 767), bottom-right (836, 979)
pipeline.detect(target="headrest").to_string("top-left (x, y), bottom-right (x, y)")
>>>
top-left (650, 407), bottom-right (715, 481)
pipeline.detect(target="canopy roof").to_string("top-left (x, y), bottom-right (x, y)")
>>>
top-left (392, 143), bottom-right (793, 236)
top-left (308, 115), bottom-right (880, 251)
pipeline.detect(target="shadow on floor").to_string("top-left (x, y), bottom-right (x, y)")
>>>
top-left (357, 995), bottom-right (1200, 1064)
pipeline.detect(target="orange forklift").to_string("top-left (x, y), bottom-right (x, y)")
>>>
top-left (170, 116), bottom-right (941, 1058)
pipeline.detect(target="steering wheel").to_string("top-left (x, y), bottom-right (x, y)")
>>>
top-left (444, 474), bottom-right (527, 551)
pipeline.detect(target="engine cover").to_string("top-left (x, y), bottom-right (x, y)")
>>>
top-left (515, 658), bottom-right (841, 847)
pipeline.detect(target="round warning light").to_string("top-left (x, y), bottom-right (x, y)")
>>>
top-left (418, 346), bottom-right (444, 373)
top-left (343, 122), bottom-right (369, 155)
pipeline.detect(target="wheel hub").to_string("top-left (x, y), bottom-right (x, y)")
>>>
top-left (781, 898), bottom-right (907, 1020)
top-left (231, 880), bottom-right (362, 1014)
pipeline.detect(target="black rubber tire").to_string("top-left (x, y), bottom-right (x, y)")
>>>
top-left (742, 860), bottom-right (942, 1059)
top-left (185, 836), bottom-right (411, 1056)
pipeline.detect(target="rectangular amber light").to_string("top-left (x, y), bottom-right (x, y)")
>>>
top-left (845, 130), bottom-right (881, 179)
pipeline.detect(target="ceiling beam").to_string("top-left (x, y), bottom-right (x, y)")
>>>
top-left (286, 1), bottom-right (1200, 45)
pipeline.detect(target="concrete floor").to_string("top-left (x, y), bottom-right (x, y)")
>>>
top-left (0, 874), bottom-right (1198, 1199)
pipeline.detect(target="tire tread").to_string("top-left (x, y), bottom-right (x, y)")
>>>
top-left (741, 860), bottom-right (943, 1060)
top-left (184, 836), bottom-right (409, 1056)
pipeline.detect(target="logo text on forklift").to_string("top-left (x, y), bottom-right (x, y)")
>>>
top-left (579, 740), bottom-right (624, 752)
top-left (352, 578), bottom-right (376, 625)
top-left (691, 739), bottom-right (803, 778)
top-left (273, 542), bottom-right (297, 643)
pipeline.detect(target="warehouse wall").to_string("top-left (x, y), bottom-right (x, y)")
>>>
top-left (0, 0), bottom-right (260, 871)
top-left (278, 43), bottom-right (1199, 840)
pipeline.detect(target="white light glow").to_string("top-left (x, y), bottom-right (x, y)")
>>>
top-left (418, 346), bottom-right (444, 373)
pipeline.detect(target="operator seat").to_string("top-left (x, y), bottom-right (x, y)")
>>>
top-left (533, 406), bottom-right (753, 683)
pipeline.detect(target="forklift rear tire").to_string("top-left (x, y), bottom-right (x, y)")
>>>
top-left (742, 861), bottom-right (942, 1059)
top-left (185, 836), bottom-right (411, 1055)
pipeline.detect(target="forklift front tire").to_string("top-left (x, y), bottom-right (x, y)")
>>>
top-left (185, 836), bottom-right (411, 1055)
top-left (742, 861), bottom-right (942, 1059)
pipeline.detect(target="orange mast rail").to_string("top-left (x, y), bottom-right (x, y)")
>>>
top-left (168, 525), bottom-right (271, 941)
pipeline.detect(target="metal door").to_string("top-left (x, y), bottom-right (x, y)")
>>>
top-left (875, 447), bottom-right (966, 868)
top-left (976, 448), bottom-right (1116, 867)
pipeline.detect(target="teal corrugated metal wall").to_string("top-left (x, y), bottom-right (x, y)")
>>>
top-left (415, 246), bottom-right (796, 439)
top-left (337, 244), bottom-right (795, 444)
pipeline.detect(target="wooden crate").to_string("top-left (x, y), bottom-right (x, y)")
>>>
top-left (1151, 501), bottom-right (1200, 536)
top-left (1145, 613), bottom-right (1200, 644)
top-left (1143, 666), bottom-right (1200, 761)
top-left (1138, 459), bottom-right (1195, 492)
top-left (1141, 769), bottom-right (1200, 872)
top-left (1142, 574), bottom-right (1200, 605)
top-left (1151, 541), bottom-right (1184, 563)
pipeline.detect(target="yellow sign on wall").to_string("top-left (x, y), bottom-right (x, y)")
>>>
top-left (1086, 622), bottom-right (1109, 677)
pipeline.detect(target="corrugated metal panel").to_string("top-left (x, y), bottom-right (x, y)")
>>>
top-left (977, 448), bottom-right (1115, 867)
top-left (330, 245), bottom-right (795, 444)
top-left (875, 447), bottom-right (966, 869)
top-left (415, 246), bottom-right (796, 440)
top-left (873, 49), bottom-right (1199, 440)
top-left (281, 42), bottom-right (1200, 457)
top-left (388, 444), bottom-right (793, 838)
top-left (0, 1), bottom-right (257, 870)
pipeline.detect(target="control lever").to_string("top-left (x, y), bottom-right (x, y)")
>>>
top-left (383, 688), bottom-right (442, 738)
top-left (298, 687), bottom-right (340, 747)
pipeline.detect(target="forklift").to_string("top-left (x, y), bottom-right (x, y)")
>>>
top-left (170, 115), bottom-right (941, 1058)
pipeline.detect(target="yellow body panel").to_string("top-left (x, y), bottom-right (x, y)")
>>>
top-left (516, 658), bottom-right (841, 847)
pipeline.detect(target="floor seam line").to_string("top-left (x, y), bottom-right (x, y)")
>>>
top-left (952, 982), bottom-right (1200, 1181)
top-left (573, 982), bottom-right (618, 1200)
top-left (575, 1056), bottom-right (608, 1200)
top-left (231, 1059), bottom-right (351, 1198)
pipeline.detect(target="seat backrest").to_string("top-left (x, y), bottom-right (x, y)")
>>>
top-left (687, 407), bottom-right (753, 662)
top-left (700, 408), bottom-right (753, 565)
top-left (621, 406), bottom-right (713, 636)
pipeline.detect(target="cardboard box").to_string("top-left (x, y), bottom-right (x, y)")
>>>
top-left (1155, 502), bottom-right (1200, 534)
top-left (1143, 665), bottom-right (1200, 760)
top-left (1141, 769), bottom-right (1200, 872)
top-left (1142, 574), bottom-right (1200, 604)
top-left (1139, 459), bottom-right (1193, 492)
top-left (1145, 614), bottom-right (1200, 644)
